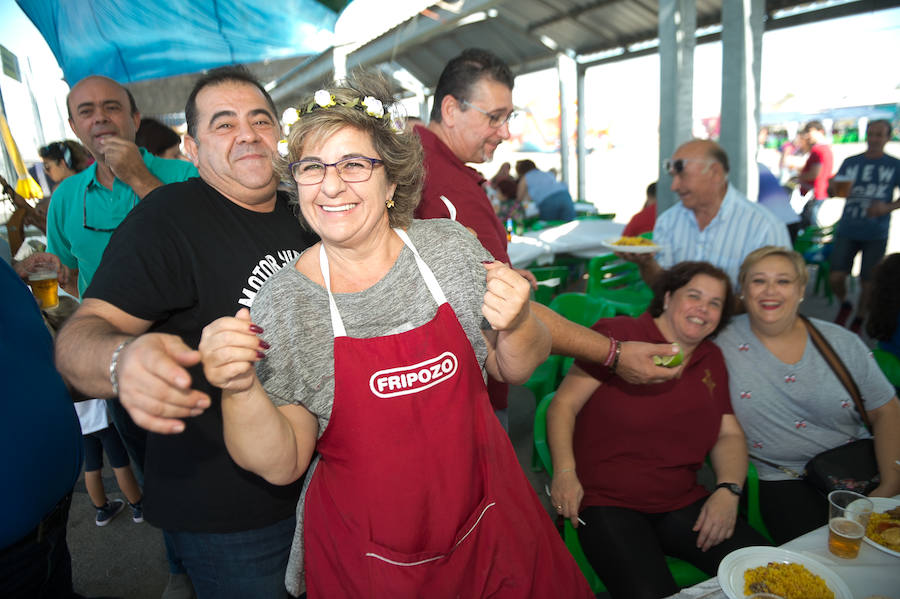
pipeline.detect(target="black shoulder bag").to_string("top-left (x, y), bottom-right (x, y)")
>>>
top-left (751, 315), bottom-right (880, 495)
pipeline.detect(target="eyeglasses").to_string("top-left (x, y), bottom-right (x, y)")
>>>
top-left (83, 186), bottom-right (135, 232)
top-left (289, 156), bottom-right (384, 185)
top-left (663, 158), bottom-right (715, 176)
top-left (460, 100), bottom-right (518, 128)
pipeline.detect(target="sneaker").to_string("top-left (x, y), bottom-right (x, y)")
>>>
top-left (130, 500), bottom-right (144, 523)
top-left (95, 499), bottom-right (125, 527)
top-left (834, 301), bottom-right (853, 327)
top-left (849, 317), bottom-right (864, 336)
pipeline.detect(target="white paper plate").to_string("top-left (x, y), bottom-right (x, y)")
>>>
top-left (717, 546), bottom-right (852, 599)
top-left (864, 496), bottom-right (900, 558)
top-left (599, 237), bottom-right (662, 254)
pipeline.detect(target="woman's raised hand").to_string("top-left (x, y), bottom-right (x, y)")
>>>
top-left (199, 308), bottom-right (268, 393)
top-left (482, 261), bottom-right (532, 331)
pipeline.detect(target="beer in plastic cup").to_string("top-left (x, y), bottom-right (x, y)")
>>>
top-left (832, 176), bottom-right (853, 198)
top-left (827, 490), bottom-right (872, 559)
top-left (28, 266), bottom-right (59, 309)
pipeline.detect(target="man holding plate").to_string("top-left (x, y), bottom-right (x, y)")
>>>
top-left (622, 140), bottom-right (790, 287)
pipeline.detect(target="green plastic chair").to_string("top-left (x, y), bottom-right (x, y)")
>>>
top-left (523, 355), bottom-right (563, 471)
top-left (533, 393), bottom-right (708, 594)
top-left (548, 292), bottom-right (616, 328)
top-left (742, 460), bottom-right (773, 543)
top-left (591, 288), bottom-right (652, 318)
top-left (873, 348), bottom-right (900, 389)
top-left (529, 266), bottom-right (569, 305)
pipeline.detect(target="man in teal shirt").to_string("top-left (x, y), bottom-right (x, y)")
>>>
top-left (47, 75), bottom-right (197, 296)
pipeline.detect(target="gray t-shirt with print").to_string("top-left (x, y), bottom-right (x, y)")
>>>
top-left (714, 314), bottom-right (894, 481)
top-left (250, 218), bottom-right (493, 595)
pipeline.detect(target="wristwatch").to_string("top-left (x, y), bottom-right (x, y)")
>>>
top-left (715, 482), bottom-right (742, 497)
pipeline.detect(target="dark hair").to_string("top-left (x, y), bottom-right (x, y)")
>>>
top-left (430, 48), bottom-right (514, 123)
top-left (866, 253), bottom-right (900, 341)
top-left (38, 140), bottom-right (91, 172)
top-left (281, 73), bottom-right (423, 230)
top-left (136, 118), bottom-right (182, 157)
top-left (804, 120), bottom-right (825, 134)
top-left (646, 181), bottom-right (657, 197)
top-left (868, 119), bottom-right (892, 137)
top-left (647, 261), bottom-right (735, 336)
top-left (496, 178), bottom-right (517, 199)
top-left (66, 76), bottom-right (138, 119)
top-left (185, 65), bottom-right (277, 138)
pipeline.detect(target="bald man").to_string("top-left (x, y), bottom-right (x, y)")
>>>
top-left (626, 140), bottom-right (790, 285)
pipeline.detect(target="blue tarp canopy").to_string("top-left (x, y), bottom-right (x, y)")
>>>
top-left (15, 0), bottom-right (350, 85)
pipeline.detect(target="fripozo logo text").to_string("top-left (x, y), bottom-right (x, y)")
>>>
top-left (369, 352), bottom-right (458, 398)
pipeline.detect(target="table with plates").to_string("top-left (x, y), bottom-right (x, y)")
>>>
top-left (507, 219), bottom-right (625, 268)
top-left (665, 495), bottom-right (900, 599)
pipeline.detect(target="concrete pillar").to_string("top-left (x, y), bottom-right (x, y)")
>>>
top-left (720, 0), bottom-right (764, 202)
top-left (576, 65), bottom-right (587, 202)
top-left (658, 0), bottom-right (696, 212)
top-left (558, 53), bottom-right (577, 191)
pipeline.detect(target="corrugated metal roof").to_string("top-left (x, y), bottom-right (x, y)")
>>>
top-left (269, 0), bottom-right (899, 109)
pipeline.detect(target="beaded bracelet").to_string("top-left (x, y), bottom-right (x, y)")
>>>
top-left (609, 340), bottom-right (622, 373)
top-left (602, 336), bottom-right (618, 368)
top-left (109, 337), bottom-right (136, 396)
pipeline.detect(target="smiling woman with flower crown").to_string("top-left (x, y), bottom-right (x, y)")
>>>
top-left (197, 75), bottom-right (593, 598)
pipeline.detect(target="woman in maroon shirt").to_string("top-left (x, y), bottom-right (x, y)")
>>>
top-left (547, 261), bottom-right (769, 599)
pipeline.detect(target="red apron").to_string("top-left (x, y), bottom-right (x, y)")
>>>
top-left (304, 230), bottom-right (592, 598)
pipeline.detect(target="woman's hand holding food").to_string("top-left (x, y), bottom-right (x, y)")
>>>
top-left (550, 470), bottom-right (584, 528)
top-left (199, 308), bottom-right (267, 393)
top-left (482, 261), bottom-right (532, 331)
top-left (692, 489), bottom-right (739, 551)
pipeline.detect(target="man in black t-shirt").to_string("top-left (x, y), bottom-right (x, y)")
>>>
top-left (55, 67), bottom-right (316, 599)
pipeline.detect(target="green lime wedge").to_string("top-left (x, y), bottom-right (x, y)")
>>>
top-left (652, 348), bottom-right (684, 368)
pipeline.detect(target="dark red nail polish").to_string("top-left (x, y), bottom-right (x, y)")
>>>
top-left (256, 351), bottom-right (266, 359)
top-left (249, 324), bottom-right (264, 334)
top-left (259, 340), bottom-right (270, 350)
top-left (481, 260), bottom-right (493, 264)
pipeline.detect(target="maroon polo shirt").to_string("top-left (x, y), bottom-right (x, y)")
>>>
top-left (573, 313), bottom-right (733, 513)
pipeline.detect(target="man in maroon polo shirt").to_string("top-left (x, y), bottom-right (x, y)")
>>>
top-left (415, 48), bottom-right (686, 426)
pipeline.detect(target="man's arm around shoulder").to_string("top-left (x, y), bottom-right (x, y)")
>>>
top-left (56, 298), bottom-right (211, 434)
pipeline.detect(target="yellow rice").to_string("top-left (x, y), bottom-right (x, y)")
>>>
top-left (865, 512), bottom-right (900, 552)
top-left (612, 236), bottom-right (655, 246)
top-left (743, 562), bottom-right (833, 599)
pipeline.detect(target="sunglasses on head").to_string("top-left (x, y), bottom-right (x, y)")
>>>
top-left (663, 158), bottom-right (715, 176)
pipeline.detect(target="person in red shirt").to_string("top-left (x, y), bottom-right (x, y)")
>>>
top-left (547, 261), bottom-right (770, 599)
top-left (797, 120), bottom-right (833, 227)
top-left (622, 181), bottom-right (657, 237)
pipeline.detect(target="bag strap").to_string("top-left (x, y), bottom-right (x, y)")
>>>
top-left (748, 452), bottom-right (804, 479)
top-left (799, 314), bottom-right (872, 432)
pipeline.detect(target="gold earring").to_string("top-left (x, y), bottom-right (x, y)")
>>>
top-left (386, 198), bottom-right (395, 208)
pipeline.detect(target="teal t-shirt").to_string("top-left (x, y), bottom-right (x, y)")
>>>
top-left (47, 148), bottom-right (197, 296)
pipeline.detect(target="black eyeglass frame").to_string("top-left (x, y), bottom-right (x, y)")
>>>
top-left (663, 158), bottom-right (716, 176)
top-left (289, 156), bottom-right (385, 186)
top-left (82, 186), bottom-right (136, 233)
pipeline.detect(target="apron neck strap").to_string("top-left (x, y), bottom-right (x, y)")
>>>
top-left (320, 228), bottom-right (448, 338)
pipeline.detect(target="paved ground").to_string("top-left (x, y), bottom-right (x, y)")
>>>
top-left (67, 265), bottom-right (863, 598)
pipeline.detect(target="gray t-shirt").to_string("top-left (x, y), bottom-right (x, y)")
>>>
top-left (250, 218), bottom-right (493, 594)
top-left (714, 314), bottom-right (894, 481)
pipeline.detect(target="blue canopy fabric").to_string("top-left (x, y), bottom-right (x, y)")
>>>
top-left (16, 0), bottom-right (349, 85)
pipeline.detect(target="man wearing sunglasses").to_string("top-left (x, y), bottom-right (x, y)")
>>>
top-left (622, 140), bottom-right (790, 285)
top-left (46, 75), bottom-right (197, 298)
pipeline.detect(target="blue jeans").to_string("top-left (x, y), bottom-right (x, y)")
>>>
top-left (537, 190), bottom-right (576, 222)
top-left (165, 515), bottom-right (295, 599)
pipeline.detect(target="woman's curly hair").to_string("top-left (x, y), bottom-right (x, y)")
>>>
top-left (866, 253), bottom-right (900, 341)
top-left (277, 73), bottom-right (423, 230)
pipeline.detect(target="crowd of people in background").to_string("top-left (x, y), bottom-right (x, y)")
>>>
top-left (1, 45), bottom-right (899, 599)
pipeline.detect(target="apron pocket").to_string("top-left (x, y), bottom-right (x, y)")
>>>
top-left (363, 496), bottom-right (497, 597)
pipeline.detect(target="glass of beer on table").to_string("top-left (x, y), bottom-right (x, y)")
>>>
top-left (27, 265), bottom-right (59, 309)
top-left (827, 489), bottom-right (873, 559)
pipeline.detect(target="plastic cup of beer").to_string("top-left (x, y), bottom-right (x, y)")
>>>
top-left (832, 176), bottom-right (853, 198)
top-left (27, 265), bottom-right (59, 309)
top-left (827, 490), bottom-right (873, 559)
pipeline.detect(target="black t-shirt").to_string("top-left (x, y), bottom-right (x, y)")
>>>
top-left (86, 177), bottom-right (318, 532)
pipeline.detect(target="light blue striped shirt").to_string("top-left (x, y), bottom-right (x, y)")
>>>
top-left (654, 184), bottom-right (790, 284)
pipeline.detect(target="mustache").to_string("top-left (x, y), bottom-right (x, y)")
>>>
top-left (231, 144), bottom-right (272, 159)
